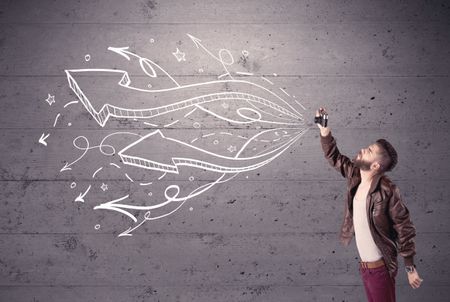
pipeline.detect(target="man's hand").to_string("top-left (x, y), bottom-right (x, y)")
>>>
top-left (316, 107), bottom-right (330, 137)
top-left (407, 269), bottom-right (423, 289)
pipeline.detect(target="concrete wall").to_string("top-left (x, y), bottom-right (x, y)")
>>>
top-left (1, 1), bottom-right (449, 301)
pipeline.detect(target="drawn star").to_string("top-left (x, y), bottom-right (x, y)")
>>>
top-left (100, 183), bottom-right (108, 192)
top-left (227, 145), bottom-right (237, 153)
top-left (172, 47), bottom-right (186, 62)
top-left (45, 94), bottom-right (55, 106)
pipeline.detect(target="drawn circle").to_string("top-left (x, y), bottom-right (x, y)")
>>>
top-left (236, 107), bottom-right (262, 122)
top-left (219, 49), bottom-right (234, 65)
top-left (242, 50), bottom-right (249, 57)
top-left (94, 224), bottom-right (100, 230)
top-left (85, 54), bottom-right (91, 61)
top-left (70, 182), bottom-right (76, 189)
top-left (144, 211), bottom-right (152, 219)
top-left (193, 122), bottom-right (201, 128)
top-left (189, 207), bottom-right (193, 211)
top-left (189, 176), bottom-right (194, 181)
top-left (140, 58), bottom-right (157, 78)
top-left (148, 192), bottom-right (153, 196)
top-left (164, 185), bottom-right (180, 201)
top-left (150, 38), bottom-right (155, 43)
top-left (213, 140), bottom-right (219, 145)
top-left (147, 83), bottom-right (152, 88)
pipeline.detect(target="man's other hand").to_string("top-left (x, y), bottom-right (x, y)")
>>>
top-left (407, 269), bottom-right (423, 289)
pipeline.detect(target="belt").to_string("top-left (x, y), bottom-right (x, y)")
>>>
top-left (359, 258), bottom-right (385, 269)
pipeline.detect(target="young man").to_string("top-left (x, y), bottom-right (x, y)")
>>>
top-left (315, 107), bottom-right (423, 301)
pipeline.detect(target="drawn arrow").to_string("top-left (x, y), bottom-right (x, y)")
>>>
top-left (118, 128), bottom-right (307, 175)
top-left (75, 185), bottom-right (91, 203)
top-left (60, 162), bottom-right (72, 172)
top-left (107, 46), bottom-right (180, 86)
top-left (187, 34), bottom-right (223, 63)
top-left (38, 133), bottom-right (50, 146)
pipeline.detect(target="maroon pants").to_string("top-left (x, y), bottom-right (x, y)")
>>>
top-left (359, 264), bottom-right (396, 302)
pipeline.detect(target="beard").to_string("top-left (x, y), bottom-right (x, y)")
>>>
top-left (353, 154), bottom-right (372, 171)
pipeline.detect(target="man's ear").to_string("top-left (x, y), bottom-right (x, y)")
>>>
top-left (371, 161), bottom-right (381, 171)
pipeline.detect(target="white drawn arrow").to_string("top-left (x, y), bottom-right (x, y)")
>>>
top-left (107, 46), bottom-right (180, 87)
top-left (75, 185), bottom-right (91, 203)
top-left (38, 133), bottom-right (50, 146)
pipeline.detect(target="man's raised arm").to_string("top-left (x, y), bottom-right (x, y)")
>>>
top-left (316, 107), bottom-right (355, 179)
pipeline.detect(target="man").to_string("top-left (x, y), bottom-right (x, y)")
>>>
top-left (315, 107), bottom-right (423, 301)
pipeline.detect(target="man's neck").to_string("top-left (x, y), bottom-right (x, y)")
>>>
top-left (360, 170), bottom-right (377, 186)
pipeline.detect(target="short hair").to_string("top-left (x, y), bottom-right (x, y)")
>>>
top-left (375, 139), bottom-right (398, 172)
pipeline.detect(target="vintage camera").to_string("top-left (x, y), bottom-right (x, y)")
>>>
top-left (314, 110), bottom-right (328, 127)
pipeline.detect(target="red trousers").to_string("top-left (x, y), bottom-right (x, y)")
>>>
top-left (359, 264), bottom-right (396, 302)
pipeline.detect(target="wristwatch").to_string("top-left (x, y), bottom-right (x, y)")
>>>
top-left (405, 265), bottom-right (416, 273)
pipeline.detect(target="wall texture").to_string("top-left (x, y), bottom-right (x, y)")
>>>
top-left (1, 0), bottom-right (449, 301)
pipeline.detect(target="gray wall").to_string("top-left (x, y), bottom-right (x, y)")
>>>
top-left (1, 0), bottom-right (449, 301)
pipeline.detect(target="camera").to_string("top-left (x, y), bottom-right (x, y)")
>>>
top-left (314, 110), bottom-right (328, 127)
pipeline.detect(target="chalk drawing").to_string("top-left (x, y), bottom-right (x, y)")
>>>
top-left (172, 47), bottom-right (186, 62)
top-left (38, 133), bottom-right (50, 146)
top-left (60, 33), bottom-right (308, 236)
top-left (100, 183), bottom-right (108, 191)
top-left (75, 185), bottom-right (91, 203)
top-left (45, 94), bottom-right (55, 106)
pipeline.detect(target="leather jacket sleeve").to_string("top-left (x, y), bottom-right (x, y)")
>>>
top-left (320, 132), bottom-right (355, 179)
top-left (389, 185), bottom-right (416, 266)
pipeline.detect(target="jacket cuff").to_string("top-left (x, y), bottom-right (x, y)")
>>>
top-left (320, 132), bottom-right (332, 142)
top-left (404, 255), bottom-right (415, 267)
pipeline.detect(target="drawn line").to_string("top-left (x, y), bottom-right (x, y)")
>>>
top-left (294, 99), bottom-right (307, 110)
top-left (92, 166), bottom-right (103, 178)
top-left (53, 113), bottom-right (61, 127)
top-left (279, 88), bottom-right (290, 97)
top-left (184, 107), bottom-right (197, 117)
top-left (63, 100), bottom-right (79, 108)
top-left (163, 120), bottom-right (179, 127)
top-left (158, 172), bottom-right (167, 180)
top-left (110, 163), bottom-right (121, 169)
top-left (144, 122), bottom-right (159, 127)
top-left (139, 182), bottom-right (153, 186)
top-left (125, 173), bottom-right (134, 182)
top-left (260, 76), bottom-right (274, 85)
top-left (202, 133), bottom-right (215, 138)
top-left (236, 71), bottom-right (254, 76)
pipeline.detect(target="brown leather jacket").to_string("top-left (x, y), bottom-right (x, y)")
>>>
top-left (320, 131), bottom-right (416, 278)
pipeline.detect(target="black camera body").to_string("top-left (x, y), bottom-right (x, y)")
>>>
top-left (314, 111), bottom-right (328, 127)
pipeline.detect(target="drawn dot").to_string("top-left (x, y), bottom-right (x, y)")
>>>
top-left (148, 192), bottom-right (153, 196)
top-left (85, 54), bottom-right (91, 61)
top-left (94, 224), bottom-right (101, 230)
top-left (273, 73), bottom-right (278, 77)
top-left (147, 83), bottom-right (152, 88)
top-left (189, 207), bottom-right (193, 211)
top-left (242, 50), bottom-right (249, 57)
top-left (150, 38), bottom-right (155, 43)
top-left (70, 182), bottom-right (76, 189)
top-left (193, 122), bottom-right (201, 128)
top-left (198, 68), bottom-right (204, 73)
top-left (245, 175), bottom-right (249, 179)
top-left (189, 176), bottom-right (194, 181)
top-left (213, 140), bottom-right (219, 145)
top-left (67, 122), bottom-right (72, 126)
